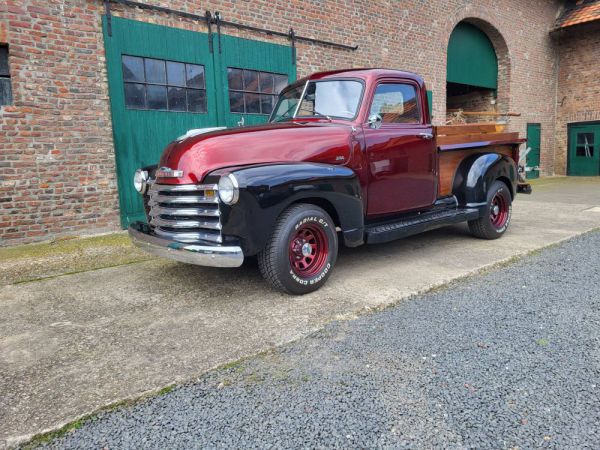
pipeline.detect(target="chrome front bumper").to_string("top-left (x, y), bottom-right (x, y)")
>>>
top-left (128, 222), bottom-right (244, 268)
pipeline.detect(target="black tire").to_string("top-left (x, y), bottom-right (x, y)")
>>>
top-left (468, 180), bottom-right (512, 240)
top-left (258, 204), bottom-right (338, 295)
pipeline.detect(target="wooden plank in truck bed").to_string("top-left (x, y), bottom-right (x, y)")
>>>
top-left (435, 123), bottom-right (505, 136)
top-left (436, 132), bottom-right (520, 147)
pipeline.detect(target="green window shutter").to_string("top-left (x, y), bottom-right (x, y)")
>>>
top-left (447, 22), bottom-right (497, 89)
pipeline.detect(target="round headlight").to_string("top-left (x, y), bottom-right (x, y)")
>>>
top-left (133, 169), bottom-right (149, 194)
top-left (218, 173), bottom-right (239, 205)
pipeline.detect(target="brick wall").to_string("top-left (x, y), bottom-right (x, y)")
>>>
top-left (0, 0), bottom-right (119, 245)
top-left (0, 0), bottom-right (565, 245)
top-left (554, 21), bottom-right (600, 175)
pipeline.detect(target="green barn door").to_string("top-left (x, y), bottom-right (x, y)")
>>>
top-left (568, 124), bottom-right (600, 176)
top-left (216, 35), bottom-right (296, 128)
top-left (526, 123), bottom-right (541, 179)
top-left (102, 17), bottom-right (218, 226)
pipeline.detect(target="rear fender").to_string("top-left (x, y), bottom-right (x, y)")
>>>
top-left (208, 163), bottom-right (364, 256)
top-left (452, 153), bottom-right (517, 207)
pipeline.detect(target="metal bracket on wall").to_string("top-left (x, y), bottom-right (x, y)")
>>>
top-left (104, 0), bottom-right (112, 37)
top-left (104, 0), bottom-right (358, 52)
top-left (214, 12), bottom-right (222, 54)
top-left (205, 11), bottom-right (213, 53)
top-left (289, 28), bottom-right (296, 65)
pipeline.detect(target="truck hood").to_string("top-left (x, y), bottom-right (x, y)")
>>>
top-left (157, 121), bottom-right (355, 184)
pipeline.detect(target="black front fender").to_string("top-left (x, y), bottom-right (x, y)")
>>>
top-left (207, 163), bottom-right (364, 256)
top-left (452, 153), bottom-right (517, 207)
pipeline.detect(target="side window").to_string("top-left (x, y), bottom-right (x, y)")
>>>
top-left (0, 45), bottom-right (12, 106)
top-left (121, 55), bottom-right (207, 113)
top-left (370, 83), bottom-right (420, 124)
top-left (227, 68), bottom-right (288, 115)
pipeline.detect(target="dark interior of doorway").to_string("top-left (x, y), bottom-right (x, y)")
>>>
top-left (446, 82), bottom-right (497, 122)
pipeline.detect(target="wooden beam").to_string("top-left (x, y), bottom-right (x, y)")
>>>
top-left (436, 132), bottom-right (520, 146)
top-left (446, 109), bottom-right (521, 117)
top-left (436, 123), bottom-right (505, 136)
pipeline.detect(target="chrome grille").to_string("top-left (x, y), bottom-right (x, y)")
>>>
top-left (148, 183), bottom-right (222, 243)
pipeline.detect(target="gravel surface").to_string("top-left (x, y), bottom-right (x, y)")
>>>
top-left (37, 231), bottom-right (600, 449)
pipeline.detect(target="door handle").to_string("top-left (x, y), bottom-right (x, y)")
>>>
top-left (418, 132), bottom-right (434, 140)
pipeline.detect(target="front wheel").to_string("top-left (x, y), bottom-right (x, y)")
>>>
top-left (468, 180), bottom-right (512, 239)
top-left (258, 204), bottom-right (338, 295)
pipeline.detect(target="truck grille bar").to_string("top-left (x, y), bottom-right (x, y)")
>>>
top-left (147, 183), bottom-right (222, 243)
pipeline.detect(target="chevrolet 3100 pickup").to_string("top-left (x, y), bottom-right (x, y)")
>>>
top-left (129, 68), bottom-right (531, 294)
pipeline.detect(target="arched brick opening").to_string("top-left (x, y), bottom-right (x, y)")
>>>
top-left (461, 18), bottom-right (511, 117)
top-left (436, 10), bottom-right (512, 125)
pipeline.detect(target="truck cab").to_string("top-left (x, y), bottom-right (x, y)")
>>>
top-left (129, 68), bottom-right (530, 294)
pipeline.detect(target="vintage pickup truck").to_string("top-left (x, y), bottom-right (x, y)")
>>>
top-left (129, 68), bottom-right (531, 294)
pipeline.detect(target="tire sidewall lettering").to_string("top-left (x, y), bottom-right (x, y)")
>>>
top-left (289, 214), bottom-right (332, 286)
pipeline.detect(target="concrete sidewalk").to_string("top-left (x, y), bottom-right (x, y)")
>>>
top-left (1, 177), bottom-right (600, 446)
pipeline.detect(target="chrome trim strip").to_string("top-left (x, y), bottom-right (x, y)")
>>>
top-left (150, 216), bottom-right (222, 230)
top-left (148, 207), bottom-right (220, 217)
top-left (129, 222), bottom-right (243, 268)
top-left (154, 227), bottom-right (222, 244)
top-left (149, 194), bottom-right (219, 204)
top-left (149, 183), bottom-right (218, 193)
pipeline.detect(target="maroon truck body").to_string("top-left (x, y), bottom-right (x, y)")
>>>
top-left (130, 69), bottom-right (530, 294)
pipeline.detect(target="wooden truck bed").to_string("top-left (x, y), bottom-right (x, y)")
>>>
top-left (434, 123), bottom-right (526, 196)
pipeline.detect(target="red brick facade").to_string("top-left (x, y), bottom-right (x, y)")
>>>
top-left (0, 0), bottom-right (596, 245)
top-left (554, 21), bottom-right (600, 175)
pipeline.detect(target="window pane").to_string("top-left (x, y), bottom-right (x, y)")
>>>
top-left (259, 72), bottom-right (274, 94)
top-left (576, 145), bottom-right (594, 157)
top-left (243, 70), bottom-right (259, 92)
top-left (260, 94), bottom-right (275, 115)
top-left (187, 89), bottom-right (206, 113)
top-left (122, 56), bottom-right (144, 82)
top-left (577, 133), bottom-right (594, 145)
top-left (228, 68), bottom-right (243, 91)
top-left (0, 46), bottom-right (9, 76)
top-left (274, 74), bottom-right (288, 94)
top-left (0, 77), bottom-right (13, 105)
top-left (124, 83), bottom-right (145, 108)
top-left (229, 91), bottom-right (244, 113)
top-left (147, 85), bottom-right (167, 110)
top-left (245, 93), bottom-right (260, 113)
top-left (370, 83), bottom-right (420, 123)
top-left (186, 64), bottom-right (205, 88)
top-left (166, 61), bottom-right (186, 87)
top-left (145, 58), bottom-right (166, 84)
top-left (167, 86), bottom-right (186, 111)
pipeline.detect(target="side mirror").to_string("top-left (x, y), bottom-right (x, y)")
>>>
top-left (368, 113), bottom-right (382, 129)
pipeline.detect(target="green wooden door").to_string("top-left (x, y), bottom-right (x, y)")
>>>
top-left (103, 17), bottom-right (217, 226)
top-left (216, 34), bottom-right (296, 128)
top-left (568, 124), bottom-right (600, 176)
top-left (447, 22), bottom-right (498, 89)
top-left (526, 123), bottom-right (541, 179)
top-left (102, 17), bottom-right (295, 226)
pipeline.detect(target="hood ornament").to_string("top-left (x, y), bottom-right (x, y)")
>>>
top-left (156, 167), bottom-right (184, 178)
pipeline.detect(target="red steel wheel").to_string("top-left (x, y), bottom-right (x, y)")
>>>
top-left (289, 223), bottom-right (329, 277)
top-left (489, 191), bottom-right (509, 229)
top-left (468, 180), bottom-right (512, 240)
top-left (258, 204), bottom-right (338, 295)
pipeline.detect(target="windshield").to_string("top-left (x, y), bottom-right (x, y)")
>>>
top-left (270, 80), bottom-right (363, 122)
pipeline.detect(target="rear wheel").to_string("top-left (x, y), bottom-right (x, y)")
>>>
top-left (258, 204), bottom-right (338, 295)
top-left (468, 180), bottom-right (512, 239)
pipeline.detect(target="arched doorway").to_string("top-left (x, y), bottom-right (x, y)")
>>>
top-left (446, 21), bottom-right (503, 122)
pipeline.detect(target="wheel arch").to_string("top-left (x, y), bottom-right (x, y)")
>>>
top-left (209, 162), bottom-right (365, 255)
top-left (452, 152), bottom-right (517, 207)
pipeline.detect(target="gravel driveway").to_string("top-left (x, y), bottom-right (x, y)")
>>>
top-left (36, 231), bottom-right (600, 449)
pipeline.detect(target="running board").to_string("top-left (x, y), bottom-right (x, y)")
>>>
top-left (365, 208), bottom-right (481, 244)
